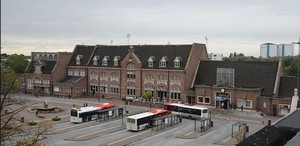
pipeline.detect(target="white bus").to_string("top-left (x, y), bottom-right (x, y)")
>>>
top-left (70, 103), bottom-right (115, 123)
top-left (164, 103), bottom-right (208, 119)
top-left (126, 109), bottom-right (171, 131)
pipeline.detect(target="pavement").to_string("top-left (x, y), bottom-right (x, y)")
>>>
top-left (8, 93), bottom-right (282, 146)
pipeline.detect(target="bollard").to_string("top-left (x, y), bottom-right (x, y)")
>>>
top-left (21, 117), bottom-right (24, 123)
top-left (5, 110), bottom-right (8, 115)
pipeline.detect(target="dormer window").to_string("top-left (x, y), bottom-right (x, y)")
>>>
top-left (174, 56), bottom-right (182, 68)
top-left (159, 56), bottom-right (168, 68)
top-left (93, 56), bottom-right (99, 65)
top-left (102, 56), bottom-right (110, 66)
top-left (113, 56), bottom-right (120, 66)
top-left (148, 56), bottom-right (155, 67)
top-left (76, 55), bottom-right (83, 65)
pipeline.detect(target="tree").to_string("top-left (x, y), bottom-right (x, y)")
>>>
top-left (1, 75), bottom-right (52, 145)
top-left (143, 91), bottom-right (153, 110)
top-left (143, 91), bottom-right (152, 101)
top-left (5, 54), bottom-right (29, 74)
top-left (1, 69), bottom-right (19, 93)
top-left (223, 53), bottom-right (300, 77)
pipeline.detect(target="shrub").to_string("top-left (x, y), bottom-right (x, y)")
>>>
top-left (28, 120), bottom-right (37, 125)
top-left (52, 116), bottom-right (61, 121)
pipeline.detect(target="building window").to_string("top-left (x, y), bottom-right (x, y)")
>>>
top-left (127, 63), bottom-right (135, 70)
top-left (68, 70), bottom-right (73, 76)
top-left (237, 99), bottom-right (252, 108)
top-left (197, 96), bottom-right (210, 104)
top-left (263, 101), bottom-right (267, 108)
top-left (111, 83), bottom-right (119, 94)
top-left (90, 85), bottom-right (98, 92)
top-left (53, 86), bottom-right (59, 92)
top-left (100, 72), bottom-right (108, 80)
top-left (170, 86), bottom-right (181, 101)
top-left (93, 56), bottom-right (99, 65)
top-left (102, 56), bottom-right (109, 66)
top-left (171, 75), bottom-right (181, 85)
top-left (100, 83), bottom-right (108, 93)
top-left (74, 70), bottom-right (79, 76)
top-left (145, 74), bottom-right (154, 82)
top-left (111, 72), bottom-right (119, 81)
top-left (127, 84), bottom-right (135, 96)
top-left (90, 72), bottom-right (98, 80)
top-left (148, 56), bottom-right (155, 68)
top-left (279, 104), bottom-right (290, 115)
top-left (159, 56), bottom-right (168, 68)
top-left (216, 68), bottom-right (235, 87)
top-left (174, 56), bottom-right (182, 68)
top-left (76, 55), bottom-right (83, 65)
top-left (113, 56), bottom-right (120, 66)
top-left (80, 70), bottom-right (85, 76)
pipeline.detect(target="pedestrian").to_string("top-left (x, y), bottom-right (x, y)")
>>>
top-left (241, 105), bottom-right (244, 112)
top-left (36, 110), bottom-right (39, 116)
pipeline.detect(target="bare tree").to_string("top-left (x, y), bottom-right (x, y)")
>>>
top-left (1, 74), bottom-right (52, 146)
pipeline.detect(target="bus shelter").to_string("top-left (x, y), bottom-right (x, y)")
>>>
top-left (95, 107), bottom-right (123, 122)
top-left (151, 114), bottom-right (182, 131)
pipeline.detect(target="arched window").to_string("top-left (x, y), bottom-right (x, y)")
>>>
top-left (127, 63), bottom-right (135, 70)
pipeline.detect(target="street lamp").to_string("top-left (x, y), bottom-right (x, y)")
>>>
top-left (292, 38), bottom-right (300, 90)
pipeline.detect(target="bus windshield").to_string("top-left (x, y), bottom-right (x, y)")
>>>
top-left (127, 118), bottom-right (135, 123)
top-left (71, 109), bottom-right (78, 117)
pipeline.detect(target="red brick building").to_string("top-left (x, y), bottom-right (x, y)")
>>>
top-left (24, 52), bottom-right (72, 96)
top-left (52, 43), bottom-right (208, 101)
top-left (192, 60), bottom-right (299, 116)
top-left (24, 44), bottom-right (298, 116)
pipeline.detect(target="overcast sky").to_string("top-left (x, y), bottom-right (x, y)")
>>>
top-left (1, 0), bottom-right (300, 56)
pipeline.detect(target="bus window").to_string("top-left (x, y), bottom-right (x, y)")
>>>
top-left (203, 109), bottom-right (208, 113)
top-left (191, 109), bottom-right (199, 115)
top-left (137, 117), bottom-right (150, 125)
top-left (182, 108), bottom-right (190, 114)
top-left (177, 107), bottom-right (182, 112)
top-left (71, 109), bottom-right (78, 117)
top-left (127, 118), bottom-right (135, 123)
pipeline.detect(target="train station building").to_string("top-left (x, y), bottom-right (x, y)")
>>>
top-left (23, 43), bottom-right (298, 116)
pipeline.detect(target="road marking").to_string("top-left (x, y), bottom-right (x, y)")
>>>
top-left (53, 121), bottom-right (94, 132)
top-left (222, 136), bottom-right (232, 142)
top-left (107, 130), bottom-right (150, 145)
top-left (75, 125), bottom-right (122, 139)
top-left (184, 131), bottom-right (194, 136)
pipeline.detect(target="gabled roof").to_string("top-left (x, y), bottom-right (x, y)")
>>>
top-left (84, 44), bottom-right (194, 69)
top-left (278, 76), bottom-right (299, 97)
top-left (68, 45), bottom-right (95, 66)
top-left (26, 60), bottom-right (57, 74)
top-left (194, 61), bottom-right (279, 97)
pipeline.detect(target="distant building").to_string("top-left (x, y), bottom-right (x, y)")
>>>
top-left (208, 53), bottom-right (223, 61)
top-left (277, 44), bottom-right (294, 57)
top-left (260, 43), bottom-right (294, 58)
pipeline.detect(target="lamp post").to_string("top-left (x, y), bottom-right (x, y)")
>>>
top-left (292, 38), bottom-right (300, 90)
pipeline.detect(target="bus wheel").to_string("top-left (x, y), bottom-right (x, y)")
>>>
top-left (145, 126), bottom-right (148, 129)
top-left (188, 116), bottom-right (192, 119)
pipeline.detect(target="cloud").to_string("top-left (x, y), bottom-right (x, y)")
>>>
top-left (2, 0), bottom-right (300, 56)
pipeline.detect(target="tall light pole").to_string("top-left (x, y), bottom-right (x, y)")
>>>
top-left (292, 38), bottom-right (300, 90)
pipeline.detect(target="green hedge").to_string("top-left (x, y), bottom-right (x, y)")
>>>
top-left (52, 116), bottom-right (61, 121)
top-left (28, 120), bottom-right (37, 125)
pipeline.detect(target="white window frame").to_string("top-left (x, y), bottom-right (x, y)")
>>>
top-left (237, 99), bottom-right (252, 108)
top-left (279, 104), bottom-right (290, 116)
